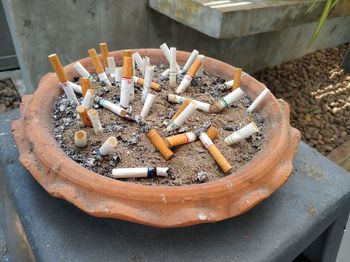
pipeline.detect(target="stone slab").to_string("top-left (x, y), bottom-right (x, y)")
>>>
top-left (328, 140), bottom-right (350, 172)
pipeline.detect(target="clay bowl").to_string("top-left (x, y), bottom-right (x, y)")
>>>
top-left (12, 49), bottom-right (301, 228)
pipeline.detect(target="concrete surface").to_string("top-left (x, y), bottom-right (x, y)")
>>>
top-left (2, 0), bottom-right (350, 95)
top-left (149, 0), bottom-right (350, 39)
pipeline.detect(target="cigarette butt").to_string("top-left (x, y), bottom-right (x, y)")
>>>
top-left (233, 68), bottom-right (242, 90)
top-left (165, 131), bottom-right (197, 147)
top-left (96, 97), bottom-right (127, 117)
top-left (80, 77), bottom-right (91, 97)
top-left (199, 133), bottom-right (232, 174)
top-left (82, 89), bottom-right (96, 109)
top-left (73, 62), bottom-right (91, 79)
top-left (147, 129), bottom-right (174, 160)
top-left (48, 54), bottom-right (68, 83)
top-left (74, 130), bottom-right (87, 148)
top-left (87, 108), bottom-right (103, 135)
top-left (99, 136), bottom-right (118, 156)
top-left (187, 59), bottom-right (202, 77)
top-left (140, 93), bottom-right (156, 119)
top-left (181, 49), bottom-right (199, 74)
top-left (196, 54), bottom-right (205, 77)
top-left (209, 88), bottom-right (245, 113)
top-left (122, 56), bottom-right (133, 78)
top-left (76, 105), bottom-right (92, 127)
top-left (88, 48), bottom-right (104, 74)
top-left (246, 89), bottom-right (270, 113)
top-left (166, 101), bottom-right (197, 132)
top-left (225, 122), bottom-right (259, 145)
top-left (133, 76), bottom-right (161, 91)
top-left (111, 167), bottom-right (169, 179)
top-left (196, 125), bottom-right (219, 146)
top-left (171, 99), bottom-right (191, 121)
top-left (99, 43), bottom-right (109, 68)
top-left (123, 49), bottom-right (132, 58)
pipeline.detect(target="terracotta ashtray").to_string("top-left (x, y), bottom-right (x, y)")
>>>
top-left (12, 49), bottom-right (301, 227)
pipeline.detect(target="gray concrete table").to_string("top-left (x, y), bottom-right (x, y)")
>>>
top-left (1, 109), bottom-right (350, 262)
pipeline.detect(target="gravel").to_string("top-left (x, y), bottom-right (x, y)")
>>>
top-left (0, 78), bottom-right (21, 113)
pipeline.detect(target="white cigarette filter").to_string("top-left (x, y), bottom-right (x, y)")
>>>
top-left (114, 67), bottom-right (122, 84)
top-left (181, 49), bottom-right (199, 74)
top-left (73, 62), bottom-right (91, 79)
top-left (160, 43), bottom-right (180, 71)
top-left (142, 65), bottom-right (154, 103)
top-left (87, 109), bottom-right (103, 135)
top-left (167, 94), bottom-right (210, 112)
top-left (161, 68), bottom-right (170, 78)
top-left (68, 81), bottom-right (82, 94)
top-left (107, 57), bottom-right (116, 77)
top-left (74, 130), bottom-right (87, 148)
top-left (61, 83), bottom-right (79, 105)
top-left (132, 52), bottom-right (145, 75)
top-left (176, 74), bottom-right (193, 94)
top-left (225, 122), bottom-right (259, 145)
top-left (111, 167), bottom-right (169, 179)
top-left (247, 88), bottom-right (271, 113)
top-left (196, 54), bottom-right (205, 77)
top-left (98, 72), bottom-right (112, 87)
top-left (166, 101), bottom-right (197, 132)
top-left (96, 97), bottom-right (127, 117)
top-left (120, 77), bottom-right (132, 108)
top-left (99, 136), bottom-right (118, 156)
top-left (217, 88), bottom-right (245, 110)
top-left (140, 93), bottom-right (156, 119)
top-left (82, 89), bottom-right (95, 109)
top-left (169, 47), bottom-right (177, 87)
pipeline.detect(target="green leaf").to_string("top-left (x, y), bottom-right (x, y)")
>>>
top-left (309, 0), bottom-right (334, 45)
top-left (305, 0), bottom-right (319, 14)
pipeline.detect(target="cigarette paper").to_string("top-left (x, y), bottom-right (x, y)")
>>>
top-left (99, 136), bottom-right (118, 156)
top-left (165, 132), bottom-right (197, 147)
top-left (140, 93), bottom-right (156, 119)
top-left (233, 68), bottom-right (242, 90)
top-left (161, 68), bottom-right (170, 78)
top-left (166, 102), bottom-right (197, 132)
top-left (176, 60), bottom-right (201, 94)
top-left (73, 62), bottom-right (91, 79)
top-left (199, 132), bottom-right (232, 174)
top-left (167, 94), bottom-right (210, 112)
top-left (133, 76), bottom-right (161, 91)
top-left (209, 88), bottom-right (245, 113)
top-left (111, 167), bottom-right (169, 179)
top-left (61, 83), bottom-right (79, 105)
top-left (169, 47), bottom-right (177, 88)
top-left (96, 97), bottom-right (127, 117)
top-left (82, 89), bottom-right (95, 109)
top-left (48, 54), bottom-right (68, 83)
top-left (132, 52), bottom-right (145, 75)
top-left (80, 77), bottom-right (91, 97)
top-left (107, 57), bottom-right (116, 77)
top-left (115, 67), bottom-right (122, 84)
top-left (196, 55), bottom-right (205, 77)
top-left (99, 42), bottom-right (109, 68)
top-left (142, 65), bottom-right (154, 103)
top-left (76, 105), bottom-right (92, 126)
top-left (180, 49), bottom-right (199, 74)
top-left (74, 130), bottom-right (87, 148)
top-left (160, 43), bottom-right (180, 71)
top-left (120, 56), bottom-right (133, 108)
top-left (88, 48), bottom-right (104, 74)
top-left (246, 89), bottom-right (270, 113)
top-left (147, 129), bottom-right (174, 160)
top-left (171, 99), bottom-right (191, 121)
top-left (87, 109), bottom-right (103, 135)
top-left (143, 56), bottom-right (150, 66)
top-left (68, 81), bottom-right (82, 94)
top-left (225, 122), bottom-right (259, 145)
top-left (98, 72), bottom-right (112, 88)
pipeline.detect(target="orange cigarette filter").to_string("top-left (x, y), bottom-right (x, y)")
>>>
top-left (207, 126), bottom-right (219, 141)
top-left (123, 49), bottom-right (132, 58)
top-left (233, 68), bottom-right (242, 90)
top-left (80, 77), bottom-right (91, 97)
top-left (122, 56), bottom-right (133, 78)
top-left (88, 48), bottom-right (104, 74)
top-left (76, 105), bottom-right (92, 127)
top-left (99, 43), bottom-right (109, 68)
top-left (171, 99), bottom-right (191, 121)
top-left (147, 129), bottom-right (174, 160)
top-left (187, 59), bottom-right (202, 77)
top-left (136, 78), bottom-right (161, 91)
top-left (48, 54), bottom-right (68, 83)
top-left (208, 144), bottom-right (232, 174)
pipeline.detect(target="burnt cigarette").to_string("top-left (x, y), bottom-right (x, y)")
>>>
top-left (167, 94), bottom-right (210, 112)
top-left (147, 129), bottom-right (174, 160)
top-left (180, 49), bottom-right (199, 74)
top-left (74, 130), bottom-right (87, 148)
top-left (133, 76), bottom-right (161, 91)
top-left (48, 54), bottom-right (68, 83)
top-left (165, 132), bottom-right (197, 147)
top-left (99, 136), bottom-right (118, 156)
top-left (209, 88), bottom-right (245, 113)
top-left (169, 47), bottom-right (177, 87)
top-left (196, 125), bottom-right (219, 146)
top-left (161, 68), bottom-right (170, 78)
top-left (166, 101), bottom-right (197, 132)
top-left (233, 68), bottom-right (242, 90)
top-left (88, 48), bottom-right (112, 87)
top-left (96, 97), bottom-right (127, 117)
top-left (111, 167), bottom-right (169, 179)
top-left (142, 65), bottom-right (154, 103)
top-left (87, 109), bottom-right (103, 135)
top-left (61, 83), bottom-right (80, 105)
top-left (73, 62), bottom-right (92, 80)
top-left (176, 59), bottom-right (201, 94)
top-left (77, 105), bottom-right (93, 127)
top-left (160, 43), bottom-right (180, 72)
top-left (225, 122), bottom-right (259, 145)
top-left (132, 52), bottom-right (145, 76)
top-left (140, 93), bottom-right (156, 119)
top-left (171, 99), bottom-right (191, 121)
top-left (107, 57), bottom-right (117, 77)
top-left (246, 89), bottom-right (270, 113)
top-left (199, 132), bottom-right (232, 174)
top-left (80, 77), bottom-right (91, 97)
top-left (82, 89), bottom-right (96, 109)
top-left (120, 55), bottom-right (133, 108)
top-left (99, 42), bottom-right (109, 68)
top-left (221, 71), bottom-right (248, 90)
top-left (195, 55), bottom-right (205, 77)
